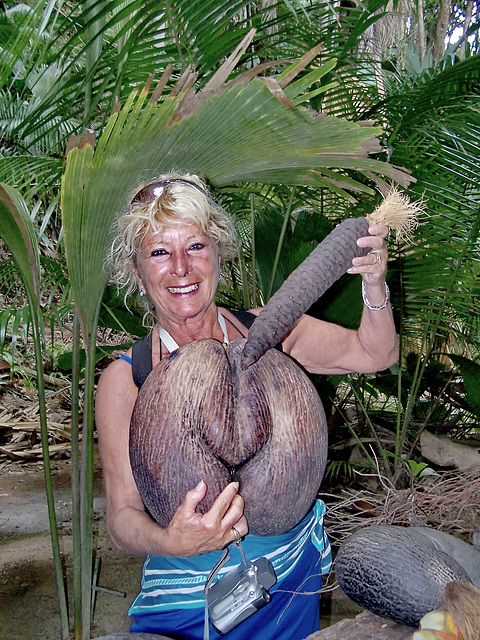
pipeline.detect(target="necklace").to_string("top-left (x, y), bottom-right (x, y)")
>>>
top-left (158, 311), bottom-right (229, 353)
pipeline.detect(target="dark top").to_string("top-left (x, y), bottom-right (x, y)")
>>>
top-left (131, 310), bottom-right (257, 389)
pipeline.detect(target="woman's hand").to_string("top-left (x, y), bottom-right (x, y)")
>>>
top-left (347, 223), bottom-right (391, 309)
top-left (347, 223), bottom-right (389, 285)
top-left (162, 481), bottom-right (248, 557)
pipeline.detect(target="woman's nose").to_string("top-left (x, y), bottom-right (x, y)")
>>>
top-left (171, 252), bottom-right (192, 277)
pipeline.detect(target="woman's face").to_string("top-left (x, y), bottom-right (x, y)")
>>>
top-left (134, 223), bottom-right (220, 323)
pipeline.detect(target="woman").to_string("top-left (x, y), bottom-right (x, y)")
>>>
top-left (95, 173), bottom-right (398, 639)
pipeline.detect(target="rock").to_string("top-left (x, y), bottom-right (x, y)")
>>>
top-left (420, 431), bottom-right (480, 469)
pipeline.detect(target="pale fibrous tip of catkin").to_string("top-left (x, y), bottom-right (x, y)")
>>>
top-left (366, 186), bottom-right (424, 243)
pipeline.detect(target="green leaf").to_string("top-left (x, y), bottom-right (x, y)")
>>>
top-left (0, 183), bottom-right (40, 305)
top-left (98, 286), bottom-right (149, 336)
top-left (284, 58), bottom-right (338, 101)
top-left (447, 354), bottom-right (480, 417)
top-left (0, 181), bottom-right (68, 635)
top-left (408, 460), bottom-right (428, 477)
top-left (56, 342), bottom-right (133, 372)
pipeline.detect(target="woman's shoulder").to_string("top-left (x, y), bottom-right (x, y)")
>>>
top-left (99, 347), bottom-right (134, 381)
top-left (96, 351), bottom-right (139, 409)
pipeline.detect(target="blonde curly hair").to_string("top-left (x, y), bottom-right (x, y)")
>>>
top-left (108, 172), bottom-right (238, 305)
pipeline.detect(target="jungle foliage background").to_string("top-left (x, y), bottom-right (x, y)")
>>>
top-left (0, 0), bottom-right (479, 638)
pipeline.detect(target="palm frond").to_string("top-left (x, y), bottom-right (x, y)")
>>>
top-left (0, 305), bottom-right (36, 368)
top-left (0, 181), bottom-right (69, 635)
top-left (381, 58), bottom-right (480, 352)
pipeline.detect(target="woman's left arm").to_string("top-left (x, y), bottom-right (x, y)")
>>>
top-left (281, 223), bottom-right (398, 375)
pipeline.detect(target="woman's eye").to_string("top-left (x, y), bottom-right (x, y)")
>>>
top-left (151, 248), bottom-right (168, 257)
top-left (189, 243), bottom-right (204, 251)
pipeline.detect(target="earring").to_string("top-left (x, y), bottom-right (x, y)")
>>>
top-left (139, 288), bottom-right (145, 298)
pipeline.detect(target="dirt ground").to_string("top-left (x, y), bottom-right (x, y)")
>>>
top-left (0, 457), bottom-right (143, 640)
top-left (0, 456), bottom-right (363, 640)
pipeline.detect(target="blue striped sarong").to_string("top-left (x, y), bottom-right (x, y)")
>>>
top-left (129, 499), bottom-right (332, 639)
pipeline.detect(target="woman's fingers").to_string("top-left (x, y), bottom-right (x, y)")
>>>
top-left (165, 481), bottom-right (247, 556)
top-left (367, 223), bottom-right (388, 238)
top-left (188, 479), bottom-right (208, 506)
top-left (205, 482), bottom-right (243, 523)
top-left (200, 483), bottom-right (248, 539)
top-left (224, 495), bottom-right (248, 539)
top-left (348, 224), bottom-right (389, 277)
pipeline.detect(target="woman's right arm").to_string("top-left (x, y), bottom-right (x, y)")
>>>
top-left (95, 358), bottom-right (247, 557)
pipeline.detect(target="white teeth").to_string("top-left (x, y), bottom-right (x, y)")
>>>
top-left (168, 283), bottom-right (198, 294)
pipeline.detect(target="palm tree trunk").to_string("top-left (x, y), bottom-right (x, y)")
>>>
top-left (417, 0), bottom-right (426, 63)
top-left (459, 0), bottom-right (474, 59)
top-left (433, 0), bottom-right (452, 63)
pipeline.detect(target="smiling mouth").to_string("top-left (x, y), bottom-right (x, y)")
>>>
top-left (167, 283), bottom-right (199, 294)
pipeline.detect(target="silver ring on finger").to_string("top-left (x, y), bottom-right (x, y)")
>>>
top-left (375, 253), bottom-right (382, 265)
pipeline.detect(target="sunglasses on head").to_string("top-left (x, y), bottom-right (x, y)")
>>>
top-left (130, 178), bottom-right (208, 206)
